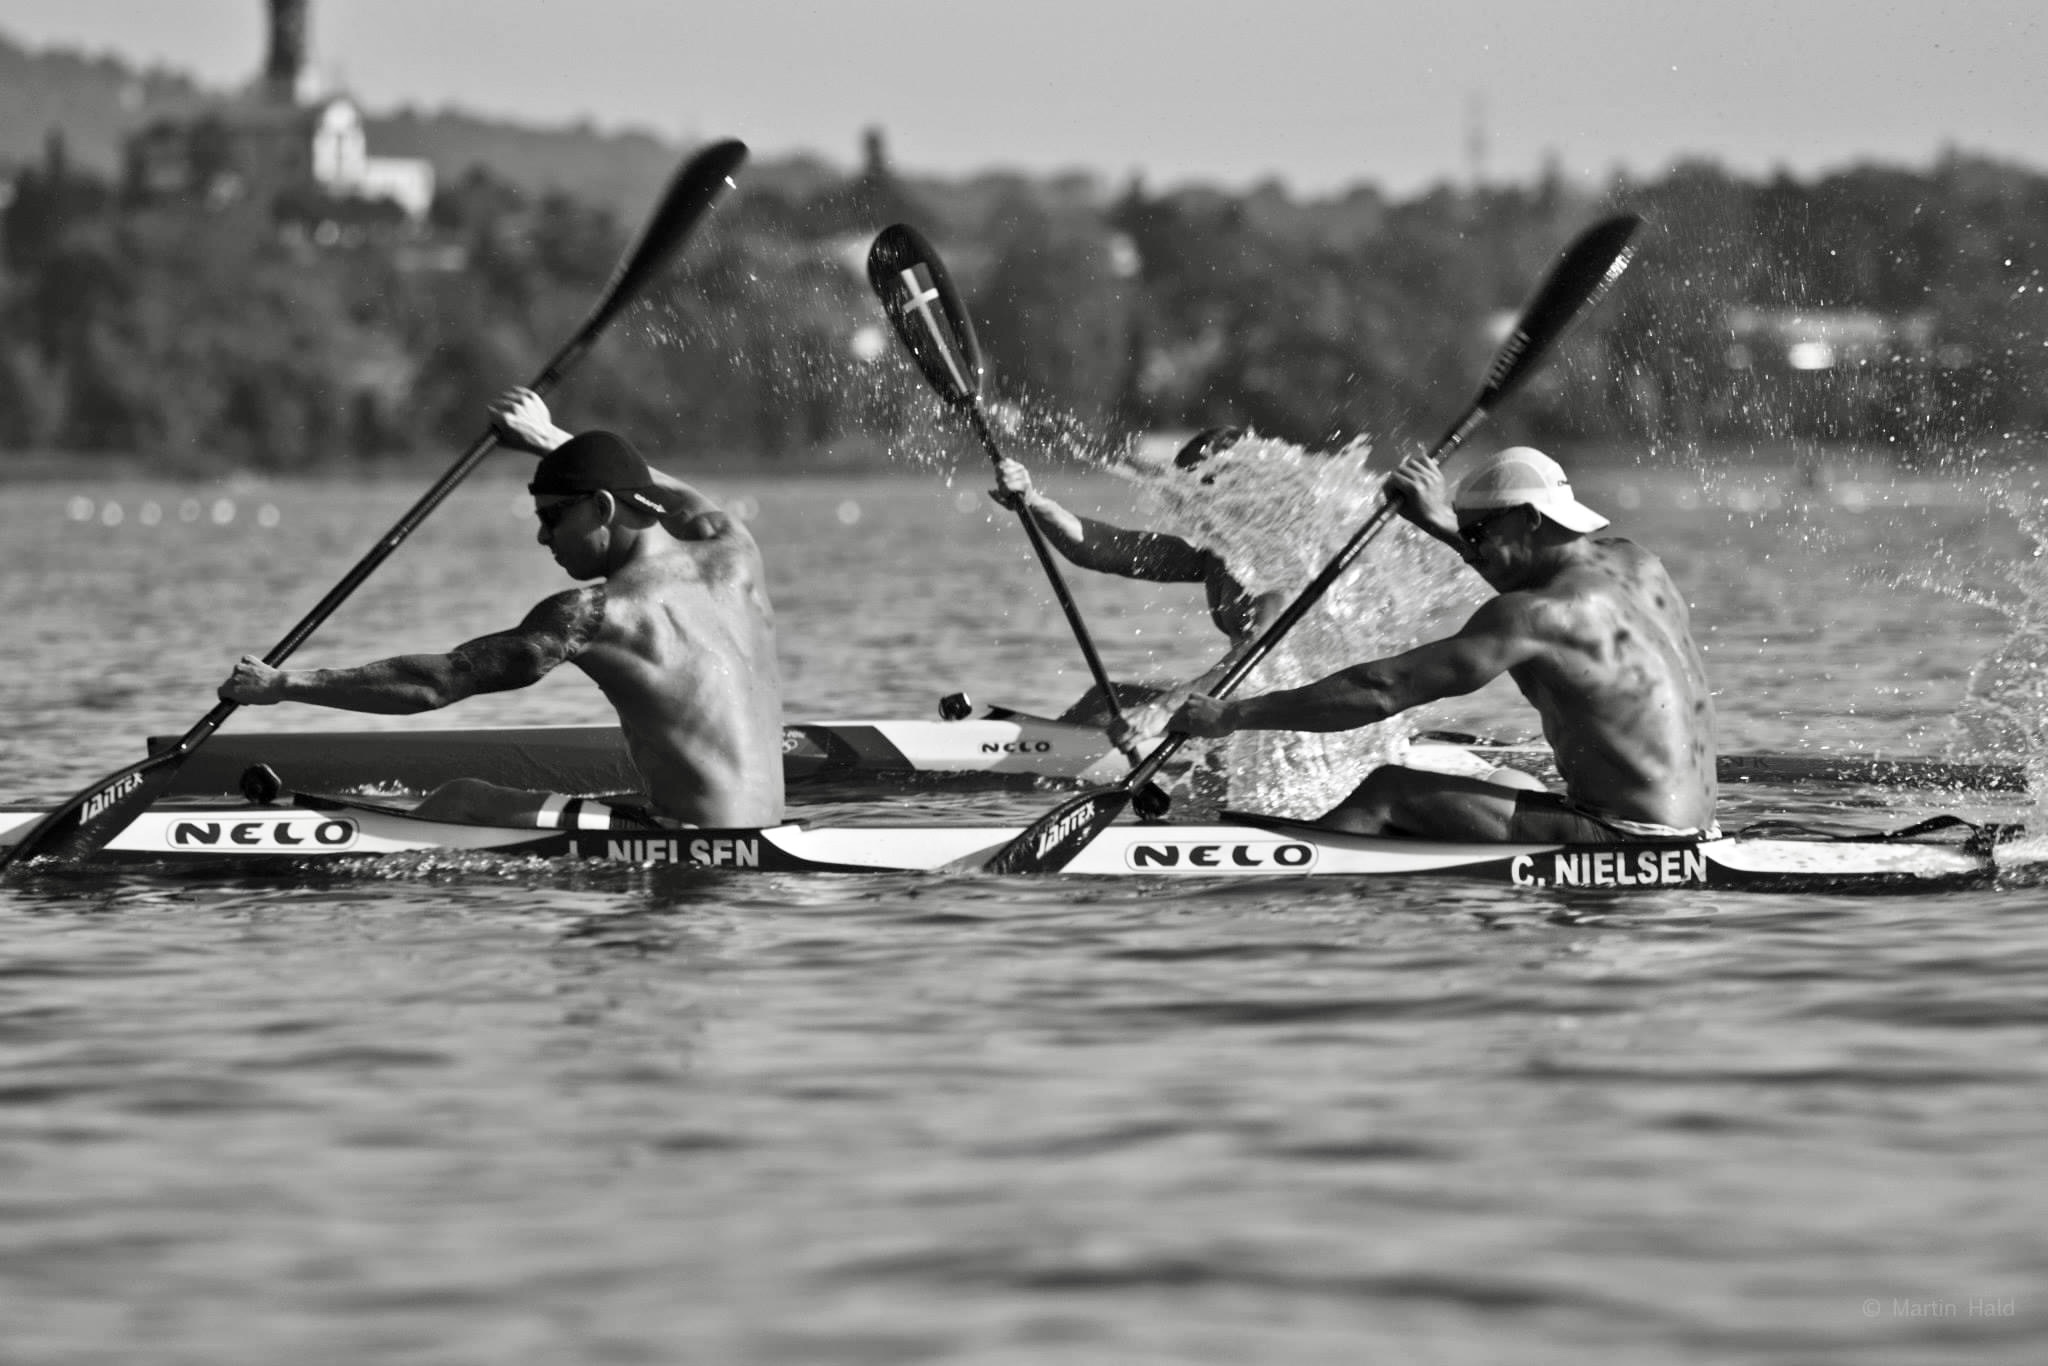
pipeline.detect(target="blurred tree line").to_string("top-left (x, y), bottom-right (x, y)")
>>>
top-left (2, 135), bottom-right (2043, 472)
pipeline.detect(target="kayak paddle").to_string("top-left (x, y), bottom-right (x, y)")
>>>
top-left (0, 138), bottom-right (750, 872)
top-left (983, 213), bottom-right (1646, 874)
top-left (866, 222), bottom-right (1164, 807)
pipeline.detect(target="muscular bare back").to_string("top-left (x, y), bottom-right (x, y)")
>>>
top-left (1492, 537), bottom-right (1715, 829)
top-left (550, 516), bottom-right (784, 826)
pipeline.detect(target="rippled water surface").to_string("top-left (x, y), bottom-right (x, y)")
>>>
top-left (3, 461), bottom-right (2047, 1363)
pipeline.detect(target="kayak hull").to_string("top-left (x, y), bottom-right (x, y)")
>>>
top-left (0, 798), bottom-right (2004, 891)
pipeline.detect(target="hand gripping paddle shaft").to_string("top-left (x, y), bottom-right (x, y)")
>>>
top-left (984, 214), bottom-right (1645, 874)
top-left (0, 140), bottom-right (750, 871)
top-left (866, 222), bottom-right (1162, 798)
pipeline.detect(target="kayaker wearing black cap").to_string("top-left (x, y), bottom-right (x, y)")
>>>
top-left (219, 387), bottom-right (784, 828)
top-left (989, 427), bottom-right (1288, 722)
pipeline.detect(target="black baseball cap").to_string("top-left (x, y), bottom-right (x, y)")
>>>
top-left (528, 431), bottom-right (677, 516)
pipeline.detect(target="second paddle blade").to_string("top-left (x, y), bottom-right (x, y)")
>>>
top-left (1476, 213), bottom-right (1642, 409)
top-left (867, 223), bottom-right (985, 405)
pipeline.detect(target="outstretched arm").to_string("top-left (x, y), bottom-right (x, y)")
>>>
top-left (989, 456), bottom-right (1212, 582)
top-left (1171, 596), bottom-right (1539, 736)
top-left (219, 588), bottom-right (604, 714)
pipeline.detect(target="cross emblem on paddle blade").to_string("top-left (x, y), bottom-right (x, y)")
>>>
top-left (893, 265), bottom-right (973, 396)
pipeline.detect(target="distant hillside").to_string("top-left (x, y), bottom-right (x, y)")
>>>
top-left (0, 27), bottom-right (867, 219)
top-left (361, 108), bottom-right (688, 219)
top-left (0, 31), bottom-right (204, 172)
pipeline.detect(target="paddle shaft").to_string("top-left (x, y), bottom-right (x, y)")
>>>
top-left (115, 268), bottom-right (651, 771)
top-left (154, 424), bottom-right (541, 764)
top-left (1114, 407), bottom-right (1490, 794)
top-left (0, 141), bottom-right (747, 870)
top-left (975, 214), bottom-right (1643, 874)
top-left (969, 405), bottom-right (1130, 734)
top-left (1106, 216), bottom-right (1642, 803)
top-left (167, 142), bottom-right (750, 756)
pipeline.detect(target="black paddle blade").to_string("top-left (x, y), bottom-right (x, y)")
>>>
top-left (867, 223), bottom-right (984, 406)
top-left (983, 789), bottom-right (1132, 875)
top-left (0, 750), bottom-right (182, 870)
top-left (537, 138), bottom-right (748, 391)
top-left (594, 139), bottom-right (747, 325)
top-left (1476, 214), bottom-right (1641, 411)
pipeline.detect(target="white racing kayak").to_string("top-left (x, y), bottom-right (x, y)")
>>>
top-left (0, 791), bottom-right (2020, 891)
top-left (150, 703), bottom-right (1130, 797)
top-left (146, 700), bottom-right (2033, 798)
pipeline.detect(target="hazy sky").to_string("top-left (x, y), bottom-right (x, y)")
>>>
top-left (8, 0), bottom-right (2043, 195)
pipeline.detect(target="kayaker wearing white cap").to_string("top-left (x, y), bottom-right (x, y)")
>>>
top-left (1162, 445), bottom-right (1718, 842)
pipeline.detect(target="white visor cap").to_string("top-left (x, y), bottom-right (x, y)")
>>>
top-left (1452, 446), bottom-right (1609, 534)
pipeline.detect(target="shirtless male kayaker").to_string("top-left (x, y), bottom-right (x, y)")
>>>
top-left (991, 427), bottom-right (1287, 723)
top-left (1159, 446), bottom-right (1718, 842)
top-left (218, 387), bottom-right (783, 828)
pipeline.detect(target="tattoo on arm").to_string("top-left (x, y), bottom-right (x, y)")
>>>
top-left (442, 587), bottom-right (604, 696)
top-left (278, 589), bottom-right (605, 714)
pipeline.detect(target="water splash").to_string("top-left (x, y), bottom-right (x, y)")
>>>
top-left (1116, 433), bottom-right (1479, 818)
top-left (1953, 473), bottom-right (2048, 802)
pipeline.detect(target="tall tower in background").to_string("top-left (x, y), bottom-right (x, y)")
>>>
top-left (1465, 92), bottom-right (1488, 190)
top-left (265, 0), bottom-right (309, 105)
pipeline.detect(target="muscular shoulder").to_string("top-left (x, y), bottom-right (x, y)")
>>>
top-left (1471, 575), bottom-right (1623, 657)
top-left (510, 585), bottom-right (607, 655)
top-left (1579, 537), bottom-right (1675, 590)
top-left (1505, 544), bottom-right (1694, 662)
top-left (658, 516), bottom-right (768, 588)
top-left (1563, 540), bottom-right (1691, 623)
top-left (440, 585), bottom-right (605, 693)
top-left (1463, 588), bottom-right (1555, 643)
top-left (673, 508), bottom-right (758, 549)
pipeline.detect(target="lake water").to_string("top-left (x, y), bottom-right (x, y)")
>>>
top-left (2, 458), bottom-right (2045, 1363)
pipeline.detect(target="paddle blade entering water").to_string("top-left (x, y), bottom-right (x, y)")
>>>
top-left (867, 223), bottom-right (985, 405)
top-left (983, 789), bottom-right (1132, 875)
top-left (0, 750), bottom-right (181, 870)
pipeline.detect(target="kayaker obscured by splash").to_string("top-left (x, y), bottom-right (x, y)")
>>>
top-left (990, 426), bottom-right (1289, 723)
top-left (219, 387), bottom-right (784, 828)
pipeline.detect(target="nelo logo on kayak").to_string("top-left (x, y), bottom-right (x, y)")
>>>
top-left (606, 837), bottom-right (760, 867)
top-left (1510, 847), bottom-right (1707, 889)
top-left (980, 740), bottom-right (1052, 754)
top-left (1127, 840), bottom-right (1316, 871)
top-left (170, 818), bottom-right (357, 849)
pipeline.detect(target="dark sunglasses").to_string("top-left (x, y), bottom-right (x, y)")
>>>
top-left (534, 492), bottom-right (597, 532)
top-left (1457, 506), bottom-right (1523, 550)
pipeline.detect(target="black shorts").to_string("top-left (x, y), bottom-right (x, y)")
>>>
top-left (1508, 790), bottom-right (1712, 843)
top-left (535, 794), bottom-right (690, 831)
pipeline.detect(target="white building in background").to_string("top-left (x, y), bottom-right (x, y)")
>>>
top-left (123, 0), bottom-right (434, 225)
top-left (307, 98), bottom-right (434, 221)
